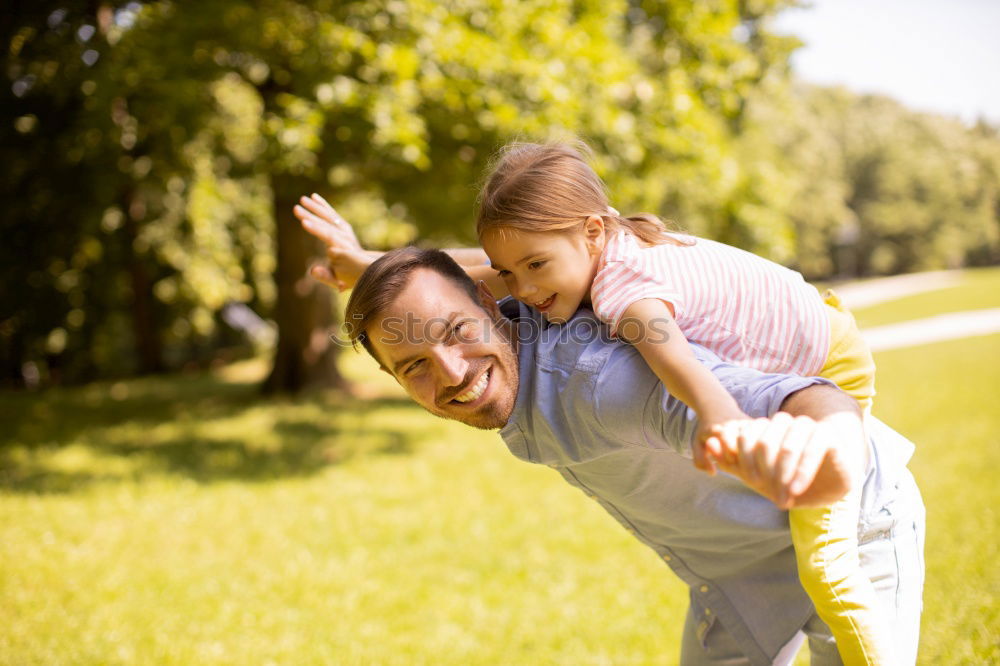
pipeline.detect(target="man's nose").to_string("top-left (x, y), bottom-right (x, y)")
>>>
top-left (433, 345), bottom-right (469, 387)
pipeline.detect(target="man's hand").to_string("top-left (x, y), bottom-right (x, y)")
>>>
top-left (294, 193), bottom-right (373, 291)
top-left (706, 412), bottom-right (863, 510)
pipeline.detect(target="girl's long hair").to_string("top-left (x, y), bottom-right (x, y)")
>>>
top-left (475, 140), bottom-right (684, 246)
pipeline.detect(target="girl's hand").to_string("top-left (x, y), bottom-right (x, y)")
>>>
top-left (308, 246), bottom-right (373, 292)
top-left (294, 193), bottom-right (373, 291)
top-left (696, 407), bottom-right (749, 474)
top-left (294, 193), bottom-right (364, 253)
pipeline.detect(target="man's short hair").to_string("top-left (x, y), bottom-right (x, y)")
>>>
top-left (344, 247), bottom-right (482, 365)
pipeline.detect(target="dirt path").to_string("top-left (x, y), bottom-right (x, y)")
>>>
top-left (823, 269), bottom-right (999, 351)
top-left (832, 270), bottom-right (965, 310)
top-left (861, 308), bottom-right (1000, 352)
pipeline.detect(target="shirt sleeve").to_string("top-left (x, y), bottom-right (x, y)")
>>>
top-left (657, 345), bottom-right (835, 455)
top-left (591, 258), bottom-right (685, 337)
top-left (691, 345), bottom-right (835, 417)
top-left (593, 343), bottom-right (833, 458)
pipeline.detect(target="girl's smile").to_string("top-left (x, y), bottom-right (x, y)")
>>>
top-left (533, 294), bottom-right (556, 311)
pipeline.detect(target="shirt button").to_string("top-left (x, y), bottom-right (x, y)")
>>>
top-left (662, 554), bottom-right (671, 561)
top-left (704, 608), bottom-right (712, 617)
top-left (700, 585), bottom-right (709, 594)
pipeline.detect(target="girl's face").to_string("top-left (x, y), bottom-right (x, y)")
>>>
top-left (481, 220), bottom-right (605, 324)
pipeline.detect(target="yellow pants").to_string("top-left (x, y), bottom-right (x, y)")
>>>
top-left (817, 289), bottom-right (875, 414)
top-left (789, 290), bottom-right (895, 665)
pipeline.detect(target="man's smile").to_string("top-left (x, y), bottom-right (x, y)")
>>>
top-left (448, 367), bottom-right (492, 406)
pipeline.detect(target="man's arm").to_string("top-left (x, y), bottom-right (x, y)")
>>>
top-left (593, 337), bottom-right (864, 510)
top-left (778, 384), bottom-right (866, 504)
top-left (709, 383), bottom-right (866, 509)
top-left (627, 344), bottom-right (869, 510)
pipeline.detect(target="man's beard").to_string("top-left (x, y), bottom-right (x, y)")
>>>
top-left (435, 335), bottom-right (519, 431)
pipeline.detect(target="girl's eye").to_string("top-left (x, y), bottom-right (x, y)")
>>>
top-left (497, 269), bottom-right (511, 278)
top-left (528, 260), bottom-right (546, 270)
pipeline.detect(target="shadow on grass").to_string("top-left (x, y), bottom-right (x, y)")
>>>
top-left (0, 371), bottom-right (426, 494)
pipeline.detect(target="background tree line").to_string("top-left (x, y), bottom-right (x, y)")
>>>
top-left (2, 0), bottom-right (998, 390)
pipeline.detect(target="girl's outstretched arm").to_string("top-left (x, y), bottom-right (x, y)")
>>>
top-left (618, 298), bottom-right (748, 471)
top-left (455, 260), bottom-right (509, 299)
top-left (295, 193), bottom-right (508, 297)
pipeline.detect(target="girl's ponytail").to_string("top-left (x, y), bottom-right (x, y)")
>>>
top-left (617, 213), bottom-right (682, 247)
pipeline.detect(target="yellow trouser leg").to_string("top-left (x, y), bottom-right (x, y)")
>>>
top-left (790, 491), bottom-right (896, 665)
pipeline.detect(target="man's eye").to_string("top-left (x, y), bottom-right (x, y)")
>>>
top-left (497, 269), bottom-right (511, 278)
top-left (404, 359), bottom-right (424, 375)
top-left (528, 260), bottom-right (546, 270)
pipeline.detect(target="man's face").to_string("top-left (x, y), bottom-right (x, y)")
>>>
top-left (366, 269), bottom-right (520, 430)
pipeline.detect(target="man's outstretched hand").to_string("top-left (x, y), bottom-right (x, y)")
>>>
top-left (705, 412), bottom-right (862, 510)
top-left (294, 193), bottom-right (373, 291)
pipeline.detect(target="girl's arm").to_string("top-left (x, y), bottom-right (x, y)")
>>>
top-left (463, 263), bottom-right (509, 299)
top-left (308, 246), bottom-right (507, 297)
top-left (618, 298), bottom-right (747, 471)
top-left (295, 193), bottom-right (509, 296)
top-left (446, 250), bottom-right (508, 298)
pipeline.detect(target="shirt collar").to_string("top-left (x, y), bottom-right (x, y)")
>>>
top-left (600, 229), bottom-right (634, 264)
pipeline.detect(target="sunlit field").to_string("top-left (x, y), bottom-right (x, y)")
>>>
top-left (2, 272), bottom-right (998, 664)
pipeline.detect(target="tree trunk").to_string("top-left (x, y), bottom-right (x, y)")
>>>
top-left (122, 189), bottom-right (165, 375)
top-left (263, 174), bottom-right (348, 394)
top-left (1, 324), bottom-right (25, 388)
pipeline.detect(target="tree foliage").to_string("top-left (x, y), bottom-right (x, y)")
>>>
top-left (2, 0), bottom-right (997, 388)
top-left (740, 82), bottom-right (1000, 278)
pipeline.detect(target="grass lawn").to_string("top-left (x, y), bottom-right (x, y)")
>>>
top-left (871, 334), bottom-right (1000, 664)
top-left (0, 356), bottom-right (689, 665)
top-left (2, 283), bottom-right (998, 664)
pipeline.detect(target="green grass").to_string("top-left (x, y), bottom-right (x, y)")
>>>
top-left (2, 285), bottom-right (999, 664)
top-left (870, 334), bottom-right (1000, 665)
top-left (0, 356), bottom-right (688, 665)
top-left (850, 266), bottom-right (1000, 329)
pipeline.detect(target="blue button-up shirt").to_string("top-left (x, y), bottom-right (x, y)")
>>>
top-left (497, 300), bottom-right (915, 665)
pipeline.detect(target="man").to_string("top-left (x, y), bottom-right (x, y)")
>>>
top-left (298, 203), bottom-right (924, 664)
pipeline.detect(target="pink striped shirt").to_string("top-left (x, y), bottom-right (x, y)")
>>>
top-left (591, 231), bottom-right (830, 376)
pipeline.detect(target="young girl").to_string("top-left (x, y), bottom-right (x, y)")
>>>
top-left (474, 141), bottom-right (891, 665)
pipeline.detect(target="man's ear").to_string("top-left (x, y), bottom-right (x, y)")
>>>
top-left (584, 215), bottom-right (606, 255)
top-left (476, 280), bottom-right (503, 321)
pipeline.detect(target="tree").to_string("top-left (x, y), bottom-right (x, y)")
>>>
top-left (15, 0), bottom-right (894, 389)
top-left (1, 2), bottom-right (132, 385)
top-left (105, 0), bottom-right (804, 392)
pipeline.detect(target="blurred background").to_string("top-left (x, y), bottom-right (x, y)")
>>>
top-left (2, 1), bottom-right (998, 664)
top-left (3, 0), bottom-right (998, 390)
